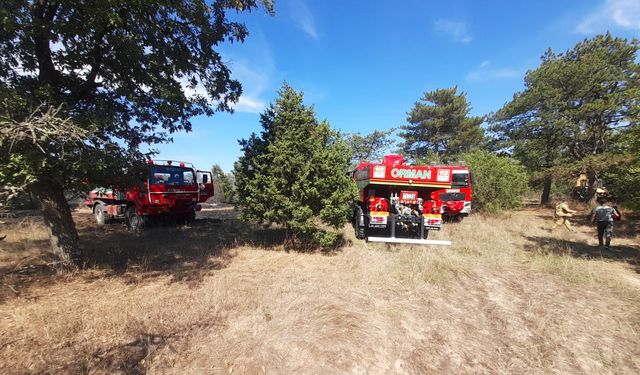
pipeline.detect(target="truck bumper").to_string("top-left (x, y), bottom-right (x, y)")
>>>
top-left (366, 213), bottom-right (443, 242)
top-left (367, 237), bottom-right (451, 246)
top-left (142, 203), bottom-right (200, 216)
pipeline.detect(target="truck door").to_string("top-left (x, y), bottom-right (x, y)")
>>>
top-left (196, 171), bottom-right (214, 202)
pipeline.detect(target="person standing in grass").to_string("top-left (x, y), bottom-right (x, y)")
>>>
top-left (590, 198), bottom-right (621, 250)
top-left (552, 200), bottom-right (578, 232)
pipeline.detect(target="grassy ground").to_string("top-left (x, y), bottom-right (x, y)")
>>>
top-left (0, 204), bottom-right (638, 374)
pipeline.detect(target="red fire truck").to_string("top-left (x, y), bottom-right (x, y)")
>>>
top-left (85, 160), bottom-right (214, 230)
top-left (352, 154), bottom-right (472, 245)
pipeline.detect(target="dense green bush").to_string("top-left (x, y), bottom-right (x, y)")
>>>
top-left (461, 150), bottom-right (529, 213)
top-left (603, 126), bottom-right (640, 210)
top-left (234, 84), bottom-right (357, 247)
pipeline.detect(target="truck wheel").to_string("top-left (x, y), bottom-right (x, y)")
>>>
top-left (354, 206), bottom-right (366, 240)
top-left (185, 212), bottom-right (196, 227)
top-left (176, 212), bottom-right (196, 227)
top-left (125, 206), bottom-right (146, 231)
top-left (93, 203), bottom-right (107, 226)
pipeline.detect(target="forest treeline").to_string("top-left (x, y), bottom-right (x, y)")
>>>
top-left (345, 33), bottom-right (639, 209)
top-left (0, 0), bottom-right (636, 261)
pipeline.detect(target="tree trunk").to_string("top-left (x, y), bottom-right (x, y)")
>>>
top-left (587, 172), bottom-right (599, 204)
top-left (540, 175), bottom-right (552, 205)
top-left (31, 178), bottom-right (80, 264)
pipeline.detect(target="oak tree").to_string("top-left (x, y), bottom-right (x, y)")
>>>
top-left (0, 0), bottom-right (273, 262)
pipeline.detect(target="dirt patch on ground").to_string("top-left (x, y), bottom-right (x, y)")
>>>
top-left (0, 205), bottom-right (638, 374)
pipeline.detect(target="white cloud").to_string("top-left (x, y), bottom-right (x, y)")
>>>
top-left (434, 20), bottom-right (473, 43)
top-left (577, 0), bottom-right (640, 34)
top-left (289, 0), bottom-right (318, 40)
top-left (179, 56), bottom-right (272, 115)
top-left (467, 61), bottom-right (522, 82)
top-left (179, 76), bottom-right (206, 99)
top-left (227, 62), bottom-right (270, 114)
top-left (235, 95), bottom-right (266, 114)
top-left (225, 35), bottom-right (276, 114)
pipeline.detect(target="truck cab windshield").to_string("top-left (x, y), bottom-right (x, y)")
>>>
top-left (452, 173), bottom-right (470, 188)
top-left (150, 166), bottom-right (195, 185)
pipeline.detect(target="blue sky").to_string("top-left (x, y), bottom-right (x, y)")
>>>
top-left (153, 0), bottom-right (640, 172)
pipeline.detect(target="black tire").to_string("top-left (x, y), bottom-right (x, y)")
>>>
top-left (125, 206), bottom-right (146, 231)
top-left (354, 206), bottom-right (366, 240)
top-left (93, 203), bottom-right (107, 226)
top-left (185, 211), bottom-right (196, 227)
top-left (176, 212), bottom-right (196, 227)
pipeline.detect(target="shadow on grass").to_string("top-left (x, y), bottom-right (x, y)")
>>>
top-left (615, 212), bottom-right (640, 239)
top-left (1, 209), bottom-right (348, 302)
top-left (527, 207), bottom-right (640, 240)
top-left (77, 214), bottom-right (346, 280)
top-left (523, 235), bottom-right (640, 273)
top-left (65, 316), bottom-right (225, 375)
top-left (76, 217), bottom-right (291, 284)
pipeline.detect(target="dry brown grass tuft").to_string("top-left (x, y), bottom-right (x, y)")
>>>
top-left (0, 204), bottom-right (639, 374)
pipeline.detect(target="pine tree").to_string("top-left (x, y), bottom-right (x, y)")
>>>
top-left (399, 87), bottom-right (484, 161)
top-left (603, 125), bottom-right (640, 209)
top-left (234, 84), bottom-right (357, 246)
top-left (492, 34), bottom-right (640, 203)
top-left (346, 129), bottom-right (396, 166)
top-left (211, 164), bottom-right (236, 203)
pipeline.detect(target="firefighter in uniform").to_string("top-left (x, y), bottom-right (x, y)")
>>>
top-left (591, 198), bottom-right (621, 250)
top-left (552, 201), bottom-right (577, 232)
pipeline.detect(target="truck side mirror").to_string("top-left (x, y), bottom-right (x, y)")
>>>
top-left (202, 174), bottom-right (208, 184)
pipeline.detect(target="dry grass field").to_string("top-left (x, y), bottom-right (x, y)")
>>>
top-left (0, 204), bottom-right (639, 374)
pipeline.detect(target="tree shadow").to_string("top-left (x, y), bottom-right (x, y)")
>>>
top-left (615, 212), bottom-right (640, 239)
top-left (50, 315), bottom-right (226, 375)
top-left (1, 207), bottom-right (347, 301)
top-left (529, 207), bottom-right (639, 240)
top-left (523, 235), bottom-right (640, 273)
top-left (77, 217), bottom-right (290, 284)
top-left (0, 215), bottom-right (291, 302)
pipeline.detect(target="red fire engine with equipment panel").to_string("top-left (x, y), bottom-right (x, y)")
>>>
top-left (352, 154), bottom-right (472, 244)
top-left (84, 160), bottom-right (214, 230)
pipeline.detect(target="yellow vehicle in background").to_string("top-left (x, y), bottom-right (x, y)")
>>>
top-left (573, 173), bottom-right (615, 202)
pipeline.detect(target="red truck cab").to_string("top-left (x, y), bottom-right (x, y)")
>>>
top-left (85, 160), bottom-right (214, 230)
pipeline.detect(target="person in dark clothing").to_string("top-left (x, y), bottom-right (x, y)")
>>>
top-left (590, 198), bottom-right (621, 250)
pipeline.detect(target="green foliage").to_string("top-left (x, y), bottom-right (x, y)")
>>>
top-left (313, 230), bottom-right (342, 248)
top-left (0, 1), bottom-right (272, 260)
top-left (0, 105), bottom-right (146, 192)
top-left (0, 0), bottom-right (273, 193)
top-left (603, 126), bottom-right (640, 209)
top-left (492, 33), bottom-right (640, 201)
top-left (211, 164), bottom-right (236, 203)
top-left (234, 83), bottom-right (358, 247)
top-left (346, 129), bottom-right (396, 166)
top-left (461, 150), bottom-right (529, 213)
top-left (400, 86), bottom-right (484, 161)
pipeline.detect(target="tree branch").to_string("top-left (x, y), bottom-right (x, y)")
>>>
top-left (73, 24), bottom-right (115, 99)
top-left (31, 0), bottom-right (61, 87)
top-left (0, 104), bottom-right (93, 154)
